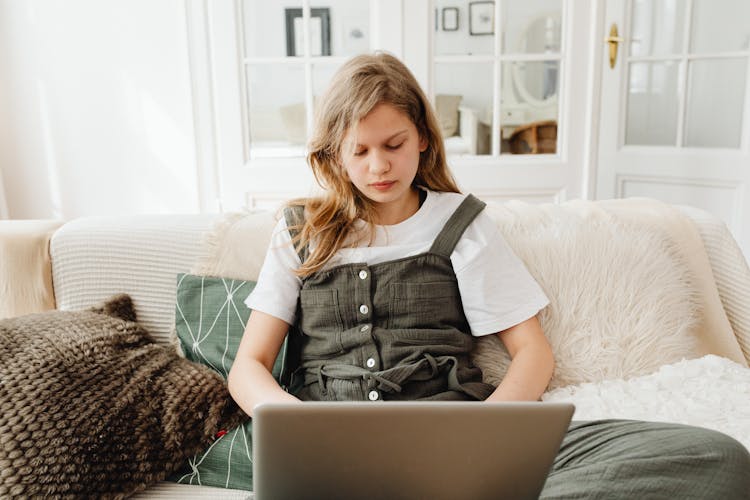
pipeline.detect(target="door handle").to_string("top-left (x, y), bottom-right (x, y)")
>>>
top-left (605, 23), bottom-right (624, 69)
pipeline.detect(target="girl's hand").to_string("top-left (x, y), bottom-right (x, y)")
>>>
top-left (485, 315), bottom-right (554, 402)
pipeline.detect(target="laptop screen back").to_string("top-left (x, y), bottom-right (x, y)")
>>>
top-left (253, 401), bottom-right (574, 500)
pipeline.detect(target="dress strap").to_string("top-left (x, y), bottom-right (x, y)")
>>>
top-left (428, 194), bottom-right (487, 257)
top-left (282, 205), bottom-right (310, 264)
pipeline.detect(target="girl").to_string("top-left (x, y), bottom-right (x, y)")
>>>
top-left (228, 52), bottom-right (749, 497)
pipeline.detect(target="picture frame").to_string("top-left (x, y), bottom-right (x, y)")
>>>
top-left (285, 8), bottom-right (331, 57)
top-left (469, 1), bottom-right (494, 36)
top-left (442, 7), bottom-right (459, 32)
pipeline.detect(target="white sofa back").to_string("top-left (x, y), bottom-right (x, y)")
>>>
top-left (50, 214), bottom-right (218, 344)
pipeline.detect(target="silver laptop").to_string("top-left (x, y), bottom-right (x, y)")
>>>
top-left (252, 401), bottom-right (574, 500)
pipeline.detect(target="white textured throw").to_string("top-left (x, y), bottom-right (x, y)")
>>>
top-left (543, 355), bottom-right (750, 451)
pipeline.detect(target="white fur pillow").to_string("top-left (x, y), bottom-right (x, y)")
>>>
top-left (471, 199), bottom-right (703, 390)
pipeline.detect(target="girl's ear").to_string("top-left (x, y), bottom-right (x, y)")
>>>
top-left (419, 135), bottom-right (428, 152)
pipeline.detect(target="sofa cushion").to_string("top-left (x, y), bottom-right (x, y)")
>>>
top-left (0, 295), bottom-right (244, 498)
top-left (189, 210), bottom-right (278, 282)
top-left (472, 198), bottom-right (743, 389)
top-left (170, 274), bottom-right (285, 492)
top-left (599, 200), bottom-right (746, 367)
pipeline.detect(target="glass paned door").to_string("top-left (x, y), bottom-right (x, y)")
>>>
top-left (246, 63), bottom-right (307, 158)
top-left (241, 0), bottom-right (371, 160)
top-left (432, 0), bottom-right (563, 156)
top-left (597, 0), bottom-right (750, 258)
top-left (205, 0), bottom-right (596, 212)
top-left (435, 62), bottom-right (494, 155)
top-left (624, 61), bottom-right (679, 146)
top-left (624, 0), bottom-right (750, 148)
top-left (685, 58), bottom-right (747, 148)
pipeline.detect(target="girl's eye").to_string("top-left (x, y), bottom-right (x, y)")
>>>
top-left (386, 142), bottom-right (404, 150)
top-left (354, 149), bottom-right (366, 156)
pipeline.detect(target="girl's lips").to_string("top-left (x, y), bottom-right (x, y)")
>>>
top-left (370, 181), bottom-right (395, 191)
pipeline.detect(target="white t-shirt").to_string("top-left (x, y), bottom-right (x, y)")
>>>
top-left (245, 189), bottom-right (549, 336)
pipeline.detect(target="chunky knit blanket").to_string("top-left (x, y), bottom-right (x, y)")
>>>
top-left (0, 295), bottom-right (245, 498)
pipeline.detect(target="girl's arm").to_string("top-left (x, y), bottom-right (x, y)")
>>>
top-left (227, 310), bottom-right (301, 416)
top-left (485, 315), bottom-right (554, 402)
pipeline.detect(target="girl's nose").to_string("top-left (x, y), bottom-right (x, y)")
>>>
top-left (368, 150), bottom-right (390, 175)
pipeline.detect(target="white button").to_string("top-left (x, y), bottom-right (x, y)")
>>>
top-left (366, 358), bottom-right (376, 368)
top-left (368, 390), bottom-right (379, 401)
top-left (359, 270), bottom-right (368, 279)
top-left (359, 304), bottom-right (369, 314)
top-left (360, 324), bottom-right (370, 332)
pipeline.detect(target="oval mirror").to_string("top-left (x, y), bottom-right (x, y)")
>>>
top-left (512, 13), bottom-right (562, 108)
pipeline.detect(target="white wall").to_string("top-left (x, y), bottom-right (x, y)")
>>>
top-left (0, 0), bottom-right (199, 219)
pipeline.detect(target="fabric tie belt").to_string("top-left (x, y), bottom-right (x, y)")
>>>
top-left (305, 353), bottom-right (468, 396)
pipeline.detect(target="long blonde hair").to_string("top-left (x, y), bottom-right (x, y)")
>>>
top-left (290, 52), bottom-right (460, 277)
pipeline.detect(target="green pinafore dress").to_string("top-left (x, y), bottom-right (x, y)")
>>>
top-left (281, 194), bottom-right (495, 402)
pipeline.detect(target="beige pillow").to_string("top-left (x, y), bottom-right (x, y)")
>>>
top-left (190, 209), bottom-right (278, 281)
top-left (472, 198), bottom-right (746, 391)
top-left (435, 94), bottom-right (463, 137)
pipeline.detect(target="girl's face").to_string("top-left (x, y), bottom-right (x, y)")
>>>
top-left (340, 103), bottom-right (428, 225)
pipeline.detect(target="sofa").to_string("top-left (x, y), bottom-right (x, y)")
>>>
top-left (1, 197), bottom-right (749, 498)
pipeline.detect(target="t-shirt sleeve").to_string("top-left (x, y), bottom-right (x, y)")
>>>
top-left (452, 212), bottom-right (550, 336)
top-left (244, 216), bottom-right (302, 325)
